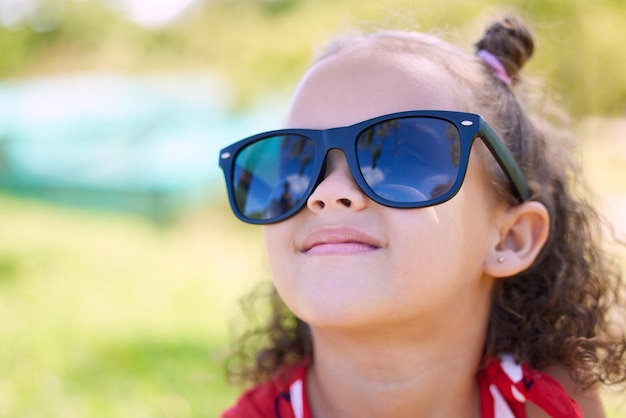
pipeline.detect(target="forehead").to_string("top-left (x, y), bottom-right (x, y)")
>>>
top-left (285, 38), bottom-right (465, 129)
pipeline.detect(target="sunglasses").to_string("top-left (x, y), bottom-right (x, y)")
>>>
top-left (219, 110), bottom-right (530, 225)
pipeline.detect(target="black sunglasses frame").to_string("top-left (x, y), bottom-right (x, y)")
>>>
top-left (219, 110), bottom-right (531, 225)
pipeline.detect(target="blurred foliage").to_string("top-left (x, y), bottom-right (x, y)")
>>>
top-left (0, 0), bottom-right (625, 115)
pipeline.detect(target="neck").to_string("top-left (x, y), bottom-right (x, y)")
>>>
top-left (306, 319), bottom-right (486, 418)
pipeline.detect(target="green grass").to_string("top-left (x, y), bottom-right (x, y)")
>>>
top-left (0, 120), bottom-right (624, 417)
top-left (0, 196), bottom-right (266, 417)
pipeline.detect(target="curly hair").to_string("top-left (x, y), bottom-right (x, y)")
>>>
top-left (225, 16), bottom-right (626, 390)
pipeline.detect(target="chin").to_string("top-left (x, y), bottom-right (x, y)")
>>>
top-left (293, 297), bottom-right (391, 333)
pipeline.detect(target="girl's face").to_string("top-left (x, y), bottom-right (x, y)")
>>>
top-left (264, 42), bottom-right (502, 337)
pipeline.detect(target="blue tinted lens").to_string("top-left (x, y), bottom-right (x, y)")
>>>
top-left (356, 117), bottom-right (461, 203)
top-left (233, 134), bottom-right (316, 220)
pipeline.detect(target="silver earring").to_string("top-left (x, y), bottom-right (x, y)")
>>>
top-left (497, 256), bottom-right (505, 264)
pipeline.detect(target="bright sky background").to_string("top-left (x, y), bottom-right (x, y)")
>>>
top-left (115, 0), bottom-right (199, 28)
top-left (0, 0), bottom-right (200, 29)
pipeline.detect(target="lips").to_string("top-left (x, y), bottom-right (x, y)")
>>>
top-left (300, 227), bottom-right (383, 255)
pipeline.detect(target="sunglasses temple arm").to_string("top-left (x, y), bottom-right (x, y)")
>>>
top-left (479, 120), bottom-right (531, 202)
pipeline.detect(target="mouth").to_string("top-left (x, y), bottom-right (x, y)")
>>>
top-left (300, 227), bottom-right (383, 255)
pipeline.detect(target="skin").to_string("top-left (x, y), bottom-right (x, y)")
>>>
top-left (262, 38), bottom-right (600, 417)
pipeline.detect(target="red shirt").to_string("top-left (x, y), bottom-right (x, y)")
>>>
top-left (222, 355), bottom-right (582, 418)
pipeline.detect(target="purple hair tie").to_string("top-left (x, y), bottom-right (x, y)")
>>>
top-left (477, 49), bottom-right (512, 86)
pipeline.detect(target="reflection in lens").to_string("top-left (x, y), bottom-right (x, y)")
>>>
top-left (357, 117), bottom-right (461, 203)
top-left (233, 134), bottom-right (315, 220)
top-left (361, 165), bottom-right (384, 186)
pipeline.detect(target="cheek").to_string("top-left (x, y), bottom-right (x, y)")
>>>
top-left (263, 223), bottom-right (298, 291)
top-left (387, 200), bottom-right (491, 282)
top-left (384, 208), bottom-right (453, 281)
top-left (263, 224), bottom-right (290, 267)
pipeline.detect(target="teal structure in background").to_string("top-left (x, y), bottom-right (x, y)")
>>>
top-left (0, 72), bottom-right (285, 221)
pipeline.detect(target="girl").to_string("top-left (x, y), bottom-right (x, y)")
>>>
top-left (218, 17), bottom-right (626, 417)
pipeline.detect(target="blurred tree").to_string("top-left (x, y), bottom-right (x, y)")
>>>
top-left (0, 0), bottom-right (624, 115)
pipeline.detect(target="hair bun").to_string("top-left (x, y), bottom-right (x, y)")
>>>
top-left (475, 16), bottom-right (534, 83)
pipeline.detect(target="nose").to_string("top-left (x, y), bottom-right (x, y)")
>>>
top-left (306, 149), bottom-right (369, 214)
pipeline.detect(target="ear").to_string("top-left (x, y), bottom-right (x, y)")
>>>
top-left (484, 201), bottom-right (550, 278)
